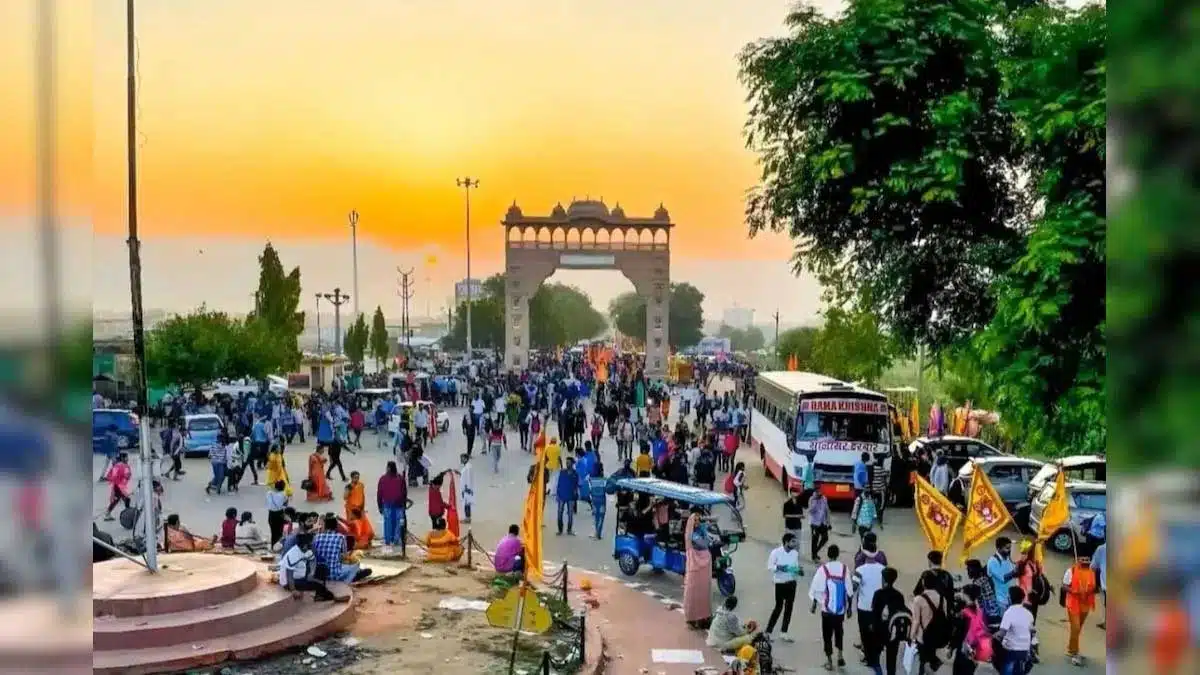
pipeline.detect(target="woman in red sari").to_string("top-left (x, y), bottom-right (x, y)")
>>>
top-left (306, 447), bottom-right (333, 502)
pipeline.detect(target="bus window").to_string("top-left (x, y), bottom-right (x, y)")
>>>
top-left (795, 412), bottom-right (889, 444)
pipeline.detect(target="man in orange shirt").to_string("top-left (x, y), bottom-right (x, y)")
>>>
top-left (1061, 553), bottom-right (1098, 666)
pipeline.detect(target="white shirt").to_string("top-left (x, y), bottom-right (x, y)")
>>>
top-left (266, 490), bottom-right (288, 512)
top-left (237, 521), bottom-right (264, 544)
top-left (279, 545), bottom-right (311, 587)
top-left (853, 561), bottom-right (885, 611)
top-left (460, 462), bottom-right (475, 504)
top-left (472, 399), bottom-right (485, 415)
top-left (808, 560), bottom-right (850, 614)
top-left (931, 464), bottom-right (951, 494)
top-left (999, 604), bottom-right (1035, 651)
top-left (387, 414), bottom-right (400, 434)
top-left (767, 546), bottom-right (801, 584)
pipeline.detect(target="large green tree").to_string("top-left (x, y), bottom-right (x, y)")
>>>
top-left (250, 243), bottom-right (305, 372)
top-left (146, 309), bottom-right (277, 388)
top-left (443, 274), bottom-right (607, 351)
top-left (608, 283), bottom-right (706, 349)
top-left (343, 314), bottom-right (369, 370)
top-left (978, 2), bottom-right (1106, 457)
top-left (718, 324), bottom-right (767, 352)
top-left (369, 306), bottom-right (390, 368)
top-left (739, 0), bottom-right (1023, 352)
top-left (811, 307), bottom-right (898, 387)
top-left (777, 326), bottom-right (819, 369)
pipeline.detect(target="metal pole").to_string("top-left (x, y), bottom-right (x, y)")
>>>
top-left (772, 309), bottom-right (781, 369)
top-left (456, 178), bottom-right (479, 357)
top-left (349, 210), bottom-right (360, 318)
top-left (314, 294), bottom-right (322, 353)
top-left (125, 0), bottom-right (157, 573)
top-left (324, 288), bottom-right (349, 355)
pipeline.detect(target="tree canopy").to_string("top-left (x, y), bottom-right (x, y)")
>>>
top-left (776, 326), bottom-right (819, 369)
top-left (369, 306), bottom-right (390, 367)
top-left (146, 309), bottom-right (276, 388)
top-left (608, 282), bottom-right (706, 349)
top-left (741, 0), bottom-right (1106, 456)
top-left (442, 274), bottom-right (607, 351)
top-left (343, 313), bottom-right (369, 370)
top-left (810, 307), bottom-right (898, 387)
top-left (250, 243), bottom-right (305, 372)
top-left (718, 324), bottom-right (767, 352)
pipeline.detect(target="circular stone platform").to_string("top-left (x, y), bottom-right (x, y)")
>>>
top-left (94, 553), bottom-right (261, 617)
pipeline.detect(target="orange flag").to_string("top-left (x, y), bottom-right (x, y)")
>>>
top-left (446, 472), bottom-right (461, 538)
top-left (521, 442), bottom-right (548, 582)
top-left (960, 464), bottom-right (1013, 561)
top-left (913, 474), bottom-right (963, 558)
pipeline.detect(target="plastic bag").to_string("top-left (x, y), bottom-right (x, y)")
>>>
top-left (902, 642), bottom-right (918, 674)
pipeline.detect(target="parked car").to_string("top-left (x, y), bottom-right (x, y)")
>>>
top-left (182, 413), bottom-right (224, 458)
top-left (92, 409), bottom-right (140, 454)
top-left (1028, 479), bottom-right (1106, 554)
top-left (908, 435), bottom-right (1008, 474)
top-left (1027, 454), bottom-right (1106, 503)
top-left (948, 456), bottom-right (1046, 515)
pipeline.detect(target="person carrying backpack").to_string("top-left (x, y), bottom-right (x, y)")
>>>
top-left (871, 566), bottom-right (911, 675)
top-left (809, 544), bottom-right (851, 671)
top-left (910, 570), bottom-right (952, 673)
top-left (694, 446), bottom-right (717, 491)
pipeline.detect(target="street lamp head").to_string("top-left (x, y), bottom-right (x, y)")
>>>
top-left (456, 177), bottom-right (479, 188)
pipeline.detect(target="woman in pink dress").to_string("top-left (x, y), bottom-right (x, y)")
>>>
top-left (102, 452), bottom-right (133, 521)
top-left (683, 507), bottom-right (714, 629)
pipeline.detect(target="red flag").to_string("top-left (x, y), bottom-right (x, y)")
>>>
top-left (446, 472), bottom-right (461, 538)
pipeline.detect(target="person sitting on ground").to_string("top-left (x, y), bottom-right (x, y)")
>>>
top-left (312, 514), bottom-right (372, 583)
top-left (278, 533), bottom-right (335, 601)
top-left (164, 513), bottom-right (216, 552)
top-left (706, 595), bottom-right (759, 652)
top-left (494, 524), bottom-right (525, 576)
top-left (276, 511), bottom-right (318, 554)
top-left (423, 517), bottom-right (464, 563)
top-left (340, 507), bottom-right (375, 551)
top-left (236, 510), bottom-right (268, 551)
top-left (219, 507), bottom-right (240, 549)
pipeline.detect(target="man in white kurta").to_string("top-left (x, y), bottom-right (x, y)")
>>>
top-left (459, 453), bottom-right (475, 523)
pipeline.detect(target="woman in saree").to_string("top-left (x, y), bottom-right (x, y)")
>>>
top-left (163, 513), bottom-right (215, 552)
top-left (266, 446), bottom-right (292, 496)
top-left (344, 470), bottom-right (366, 521)
top-left (683, 506), bottom-right (715, 629)
top-left (306, 447), bottom-right (333, 502)
top-left (341, 508), bottom-right (376, 550)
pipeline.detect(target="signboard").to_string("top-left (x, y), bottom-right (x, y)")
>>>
top-left (695, 336), bottom-right (732, 356)
top-left (287, 373), bottom-right (311, 389)
top-left (485, 586), bottom-right (552, 634)
top-left (795, 440), bottom-right (890, 454)
top-left (798, 398), bottom-right (889, 415)
top-left (559, 253), bottom-right (616, 268)
top-left (455, 279), bottom-right (484, 303)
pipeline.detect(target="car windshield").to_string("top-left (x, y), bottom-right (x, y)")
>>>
top-left (1073, 491), bottom-right (1106, 511)
top-left (795, 412), bottom-right (889, 444)
top-left (188, 418), bottom-right (221, 431)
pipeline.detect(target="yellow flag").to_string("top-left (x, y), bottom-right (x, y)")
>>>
top-left (961, 464), bottom-right (1014, 561)
top-left (909, 398), bottom-right (920, 441)
top-left (520, 442), bottom-right (548, 581)
top-left (1036, 468), bottom-right (1070, 542)
top-left (913, 474), bottom-right (963, 557)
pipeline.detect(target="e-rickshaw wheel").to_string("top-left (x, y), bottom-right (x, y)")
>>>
top-left (617, 551), bottom-right (640, 576)
top-left (717, 572), bottom-right (736, 597)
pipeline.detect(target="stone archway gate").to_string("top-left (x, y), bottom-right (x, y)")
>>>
top-left (502, 199), bottom-right (671, 379)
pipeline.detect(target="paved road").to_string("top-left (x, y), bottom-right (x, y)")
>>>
top-left (93, 386), bottom-right (1105, 674)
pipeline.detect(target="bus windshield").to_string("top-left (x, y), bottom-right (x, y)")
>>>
top-left (795, 411), bottom-right (890, 445)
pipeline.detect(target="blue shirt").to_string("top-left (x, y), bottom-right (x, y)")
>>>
top-left (1090, 543), bottom-right (1106, 590)
top-left (651, 438), bottom-right (667, 463)
top-left (555, 468), bottom-right (580, 501)
top-left (588, 478), bottom-right (608, 508)
top-left (987, 553), bottom-right (1016, 610)
top-left (852, 461), bottom-right (869, 490)
top-left (312, 531), bottom-right (347, 580)
top-left (317, 411), bottom-right (334, 443)
top-left (1087, 512), bottom-right (1106, 539)
top-left (251, 420), bottom-right (269, 443)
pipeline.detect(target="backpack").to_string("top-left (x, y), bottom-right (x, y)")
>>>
top-left (819, 563), bottom-right (849, 614)
top-left (724, 473), bottom-right (736, 494)
top-left (1030, 570), bottom-right (1054, 606)
top-left (918, 592), bottom-right (951, 650)
top-left (885, 607), bottom-right (913, 644)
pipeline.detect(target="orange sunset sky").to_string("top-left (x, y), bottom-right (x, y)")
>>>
top-left (1, 0), bottom-right (833, 321)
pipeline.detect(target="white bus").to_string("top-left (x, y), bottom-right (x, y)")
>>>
top-left (750, 371), bottom-right (892, 503)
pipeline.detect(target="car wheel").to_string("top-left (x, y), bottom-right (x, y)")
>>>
top-left (617, 552), bottom-right (640, 576)
top-left (1050, 529), bottom-right (1074, 553)
top-left (717, 572), bottom-right (736, 597)
top-left (116, 435), bottom-right (131, 449)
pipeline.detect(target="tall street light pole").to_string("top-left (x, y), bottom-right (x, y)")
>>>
top-left (323, 288), bottom-right (350, 354)
top-left (455, 177), bottom-right (479, 358)
top-left (124, 0), bottom-right (157, 573)
top-left (314, 293), bottom-right (323, 353)
top-left (348, 210), bottom-right (359, 318)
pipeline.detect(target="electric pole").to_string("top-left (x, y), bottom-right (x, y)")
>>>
top-left (348, 210), bottom-right (359, 318)
top-left (397, 267), bottom-right (415, 358)
top-left (314, 293), bottom-right (323, 353)
top-left (323, 288), bottom-right (350, 354)
top-left (772, 309), bottom-right (781, 369)
top-left (455, 177), bottom-right (479, 358)
top-left (123, 0), bottom-right (158, 573)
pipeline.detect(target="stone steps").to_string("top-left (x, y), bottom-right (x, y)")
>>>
top-left (92, 553), bottom-right (355, 674)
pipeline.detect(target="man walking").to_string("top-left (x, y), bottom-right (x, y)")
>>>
top-left (810, 544), bottom-right (851, 671)
top-left (765, 532), bottom-right (804, 643)
top-left (555, 456), bottom-right (579, 536)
